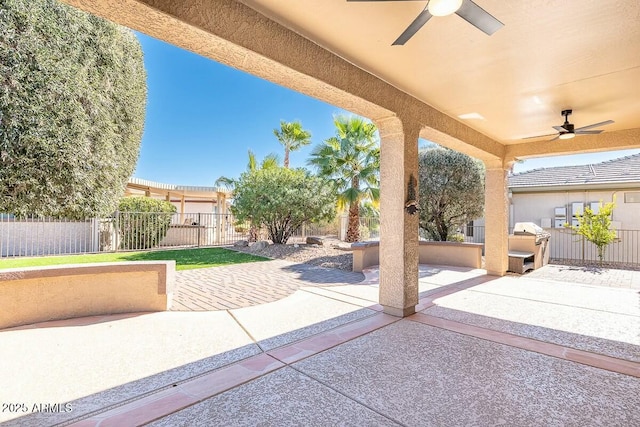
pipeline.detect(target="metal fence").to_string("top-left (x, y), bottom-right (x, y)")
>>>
top-left (460, 225), bottom-right (640, 267)
top-left (0, 213), bottom-right (381, 257)
top-left (0, 212), bottom-right (249, 257)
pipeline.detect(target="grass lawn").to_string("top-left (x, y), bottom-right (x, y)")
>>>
top-left (0, 248), bottom-right (269, 271)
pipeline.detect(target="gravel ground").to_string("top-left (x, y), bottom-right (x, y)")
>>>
top-left (550, 259), bottom-right (640, 271)
top-left (230, 237), bottom-right (354, 271)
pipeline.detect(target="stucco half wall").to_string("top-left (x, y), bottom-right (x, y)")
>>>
top-left (352, 241), bottom-right (483, 273)
top-left (0, 261), bottom-right (175, 330)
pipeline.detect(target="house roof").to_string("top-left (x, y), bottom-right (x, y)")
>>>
top-left (509, 154), bottom-right (640, 190)
top-left (127, 177), bottom-right (230, 198)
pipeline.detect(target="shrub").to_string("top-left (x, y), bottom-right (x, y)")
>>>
top-left (0, 0), bottom-right (147, 218)
top-left (231, 167), bottom-right (335, 244)
top-left (117, 197), bottom-right (176, 249)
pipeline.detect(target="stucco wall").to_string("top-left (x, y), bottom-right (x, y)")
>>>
top-left (352, 241), bottom-right (483, 272)
top-left (0, 261), bottom-right (175, 330)
top-left (511, 189), bottom-right (640, 230)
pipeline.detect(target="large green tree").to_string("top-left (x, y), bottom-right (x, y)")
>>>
top-left (273, 120), bottom-right (312, 168)
top-left (418, 147), bottom-right (484, 241)
top-left (0, 0), bottom-right (147, 218)
top-left (308, 116), bottom-right (380, 242)
top-left (231, 167), bottom-right (335, 244)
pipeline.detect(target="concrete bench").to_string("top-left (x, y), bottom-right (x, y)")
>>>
top-left (0, 261), bottom-right (175, 330)
top-left (508, 250), bottom-right (535, 274)
top-left (351, 240), bottom-right (483, 272)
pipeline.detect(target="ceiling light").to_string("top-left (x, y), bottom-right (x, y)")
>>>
top-left (458, 112), bottom-right (485, 120)
top-left (558, 132), bottom-right (575, 140)
top-left (427, 0), bottom-right (463, 17)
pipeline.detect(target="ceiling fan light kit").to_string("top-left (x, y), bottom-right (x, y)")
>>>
top-left (524, 109), bottom-right (614, 141)
top-left (427, 0), bottom-right (463, 16)
top-left (558, 132), bottom-right (575, 140)
top-left (347, 0), bottom-right (503, 45)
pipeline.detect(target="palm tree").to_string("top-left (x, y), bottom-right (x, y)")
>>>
top-left (308, 116), bottom-right (380, 242)
top-left (215, 150), bottom-right (280, 241)
top-left (215, 149), bottom-right (280, 189)
top-left (273, 120), bottom-right (312, 168)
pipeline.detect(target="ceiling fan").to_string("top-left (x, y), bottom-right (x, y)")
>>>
top-left (526, 110), bottom-right (615, 141)
top-left (347, 0), bottom-right (504, 45)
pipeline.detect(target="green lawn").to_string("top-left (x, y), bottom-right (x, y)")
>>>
top-left (0, 248), bottom-right (269, 271)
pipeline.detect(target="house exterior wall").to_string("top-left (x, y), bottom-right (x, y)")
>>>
top-left (510, 188), bottom-right (640, 230)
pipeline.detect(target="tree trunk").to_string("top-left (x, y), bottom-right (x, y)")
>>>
top-left (284, 149), bottom-right (290, 168)
top-left (346, 202), bottom-right (360, 242)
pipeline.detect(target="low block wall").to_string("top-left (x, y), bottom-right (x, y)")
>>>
top-left (352, 241), bottom-right (483, 272)
top-left (0, 261), bottom-right (175, 330)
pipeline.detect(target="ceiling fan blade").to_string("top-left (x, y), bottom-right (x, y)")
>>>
top-left (574, 120), bottom-right (614, 132)
top-left (522, 133), bottom-right (557, 140)
top-left (392, 8), bottom-right (432, 45)
top-left (455, 0), bottom-right (504, 35)
top-left (552, 125), bottom-right (568, 133)
top-left (575, 130), bottom-right (604, 135)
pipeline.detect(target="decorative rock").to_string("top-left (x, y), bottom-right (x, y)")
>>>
top-left (251, 240), bottom-right (270, 251)
top-left (306, 236), bottom-right (324, 245)
top-left (234, 240), bottom-right (249, 247)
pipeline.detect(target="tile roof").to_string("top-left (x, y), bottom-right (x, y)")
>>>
top-left (509, 154), bottom-right (640, 188)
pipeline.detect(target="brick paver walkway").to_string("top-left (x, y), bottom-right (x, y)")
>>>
top-left (172, 259), bottom-right (365, 311)
top-left (523, 263), bottom-right (640, 289)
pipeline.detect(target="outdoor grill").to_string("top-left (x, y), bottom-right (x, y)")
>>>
top-left (512, 222), bottom-right (551, 245)
top-left (508, 222), bottom-right (551, 273)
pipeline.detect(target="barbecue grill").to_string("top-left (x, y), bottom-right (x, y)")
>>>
top-left (508, 222), bottom-right (551, 273)
top-left (512, 222), bottom-right (551, 245)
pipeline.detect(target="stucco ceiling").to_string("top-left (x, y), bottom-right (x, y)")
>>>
top-left (240, 0), bottom-right (640, 145)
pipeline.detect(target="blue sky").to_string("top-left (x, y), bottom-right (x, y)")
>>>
top-left (132, 32), bottom-right (639, 185)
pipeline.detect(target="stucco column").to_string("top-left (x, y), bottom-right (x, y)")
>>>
top-left (376, 116), bottom-right (419, 317)
top-left (484, 160), bottom-right (510, 276)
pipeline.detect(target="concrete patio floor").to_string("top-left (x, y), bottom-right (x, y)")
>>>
top-left (1, 263), bottom-right (638, 426)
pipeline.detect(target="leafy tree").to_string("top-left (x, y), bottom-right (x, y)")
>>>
top-left (0, 0), bottom-right (147, 218)
top-left (231, 167), bottom-right (335, 244)
top-left (570, 200), bottom-right (617, 263)
top-left (273, 120), bottom-right (312, 168)
top-left (215, 149), bottom-right (280, 241)
top-left (117, 197), bottom-right (176, 249)
top-left (418, 147), bottom-right (484, 241)
top-left (308, 116), bottom-right (380, 242)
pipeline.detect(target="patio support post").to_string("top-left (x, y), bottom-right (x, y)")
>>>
top-left (484, 160), bottom-right (510, 276)
top-left (376, 116), bottom-right (419, 317)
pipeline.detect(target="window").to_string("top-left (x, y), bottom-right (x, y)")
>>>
top-left (624, 192), bottom-right (640, 203)
top-left (466, 221), bottom-right (474, 237)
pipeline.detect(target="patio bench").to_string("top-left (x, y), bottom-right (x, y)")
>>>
top-left (508, 250), bottom-right (535, 274)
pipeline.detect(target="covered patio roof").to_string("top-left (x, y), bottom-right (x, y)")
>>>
top-left (62, 0), bottom-right (640, 162)
top-left (60, 0), bottom-right (640, 315)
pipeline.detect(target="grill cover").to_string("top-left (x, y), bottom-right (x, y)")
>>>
top-left (513, 222), bottom-right (551, 244)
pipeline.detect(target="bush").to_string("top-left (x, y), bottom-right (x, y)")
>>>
top-left (117, 197), bottom-right (176, 249)
top-left (231, 167), bottom-right (335, 244)
top-left (0, 0), bottom-right (147, 218)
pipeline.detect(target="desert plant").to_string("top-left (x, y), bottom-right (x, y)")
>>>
top-left (273, 120), bottom-right (312, 168)
top-left (307, 116), bottom-right (380, 242)
top-left (569, 200), bottom-right (617, 263)
top-left (117, 197), bottom-right (176, 250)
top-left (231, 167), bottom-right (335, 244)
